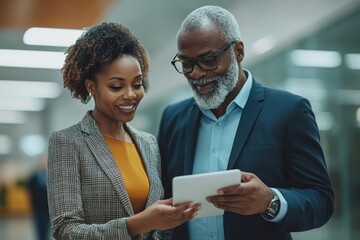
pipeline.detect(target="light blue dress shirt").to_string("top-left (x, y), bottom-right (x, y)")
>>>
top-left (188, 70), bottom-right (287, 240)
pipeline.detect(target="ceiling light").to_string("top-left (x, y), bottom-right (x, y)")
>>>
top-left (0, 96), bottom-right (46, 111)
top-left (0, 80), bottom-right (61, 98)
top-left (290, 50), bottom-right (341, 68)
top-left (283, 78), bottom-right (327, 101)
top-left (20, 135), bottom-right (45, 156)
top-left (251, 36), bottom-right (277, 55)
top-left (345, 54), bottom-right (360, 70)
top-left (0, 111), bottom-right (27, 124)
top-left (23, 27), bottom-right (84, 47)
top-left (0, 49), bottom-right (65, 69)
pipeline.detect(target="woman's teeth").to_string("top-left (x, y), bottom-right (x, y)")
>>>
top-left (117, 105), bottom-right (134, 110)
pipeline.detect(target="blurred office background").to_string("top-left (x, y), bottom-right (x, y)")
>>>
top-left (0, 0), bottom-right (359, 239)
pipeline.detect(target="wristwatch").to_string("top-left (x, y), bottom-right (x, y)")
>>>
top-left (262, 189), bottom-right (280, 220)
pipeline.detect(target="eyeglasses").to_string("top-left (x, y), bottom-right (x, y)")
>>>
top-left (171, 40), bottom-right (238, 74)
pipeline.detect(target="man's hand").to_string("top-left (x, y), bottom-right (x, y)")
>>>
top-left (206, 171), bottom-right (273, 215)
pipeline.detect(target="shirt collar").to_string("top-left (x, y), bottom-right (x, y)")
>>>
top-left (236, 69), bottom-right (253, 109)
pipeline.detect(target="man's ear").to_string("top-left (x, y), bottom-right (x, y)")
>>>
top-left (234, 41), bottom-right (244, 62)
top-left (85, 79), bottom-right (95, 95)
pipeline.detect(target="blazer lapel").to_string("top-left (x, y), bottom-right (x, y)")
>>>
top-left (81, 112), bottom-right (134, 216)
top-left (227, 80), bottom-right (264, 170)
top-left (184, 103), bottom-right (202, 175)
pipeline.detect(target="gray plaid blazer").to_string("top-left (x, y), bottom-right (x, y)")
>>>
top-left (47, 111), bottom-right (166, 240)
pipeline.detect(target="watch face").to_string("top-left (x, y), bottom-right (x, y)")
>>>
top-left (262, 191), bottom-right (280, 219)
top-left (272, 200), bottom-right (280, 212)
top-left (267, 195), bottom-right (280, 218)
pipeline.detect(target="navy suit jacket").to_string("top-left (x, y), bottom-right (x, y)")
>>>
top-left (157, 80), bottom-right (334, 240)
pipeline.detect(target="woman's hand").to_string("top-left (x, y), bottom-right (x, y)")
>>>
top-left (126, 198), bottom-right (201, 237)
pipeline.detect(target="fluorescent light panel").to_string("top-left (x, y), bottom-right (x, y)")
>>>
top-left (283, 77), bottom-right (327, 101)
top-left (0, 96), bottom-right (46, 111)
top-left (0, 110), bottom-right (27, 124)
top-left (23, 27), bottom-right (84, 47)
top-left (251, 36), bottom-right (277, 55)
top-left (290, 50), bottom-right (341, 68)
top-left (0, 49), bottom-right (65, 69)
top-left (0, 80), bottom-right (61, 98)
top-left (345, 54), bottom-right (360, 70)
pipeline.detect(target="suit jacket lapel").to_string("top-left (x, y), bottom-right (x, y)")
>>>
top-left (184, 103), bottom-right (202, 175)
top-left (81, 112), bottom-right (134, 216)
top-left (227, 80), bottom-right (264, 170)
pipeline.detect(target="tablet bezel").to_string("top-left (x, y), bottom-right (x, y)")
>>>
top-left (172, 169), bottom-right (241, 218)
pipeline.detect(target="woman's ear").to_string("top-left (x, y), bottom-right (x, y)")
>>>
top-left (85, 79), bottom-right (95, 95)
top-left (234, 41), bottom-right (245, 62)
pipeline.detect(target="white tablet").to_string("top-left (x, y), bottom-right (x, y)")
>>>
top-left (172, 169), bottom-right (241, 218)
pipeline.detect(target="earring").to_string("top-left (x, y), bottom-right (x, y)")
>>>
top-left (89, 92), bottom-right (92, 97)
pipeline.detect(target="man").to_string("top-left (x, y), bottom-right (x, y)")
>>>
top-left (157, 5), bottom-right (334, 240)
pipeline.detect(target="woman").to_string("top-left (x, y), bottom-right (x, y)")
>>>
top-left (47, 22), bottom-right (199, 240)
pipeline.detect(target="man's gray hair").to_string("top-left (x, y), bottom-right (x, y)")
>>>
top-left (178, 5), bottom-right (241, 42)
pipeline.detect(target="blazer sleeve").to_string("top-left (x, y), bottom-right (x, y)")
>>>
top-left (47, 131), bottom-right (133, 240)
top-left (278, 98), bottom-right (334, 231)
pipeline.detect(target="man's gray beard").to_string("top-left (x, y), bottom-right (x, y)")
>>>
top-left (188, 52), bottom-right (239, 110)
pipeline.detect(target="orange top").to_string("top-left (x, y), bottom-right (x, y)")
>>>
top-left (105, 136), bottom-right (149, 214)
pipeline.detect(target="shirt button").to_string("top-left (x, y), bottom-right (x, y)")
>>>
top-left (213, 148), bottom-right (218, 153)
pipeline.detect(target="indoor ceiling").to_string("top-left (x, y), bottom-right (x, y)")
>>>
top-left (0, 0), bottom-right (359, 159)
top-left (0, 0), bottom-right (115, 28)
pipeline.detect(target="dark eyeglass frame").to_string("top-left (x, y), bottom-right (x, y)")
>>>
top-left (171, 40), bottom-right (238, 74)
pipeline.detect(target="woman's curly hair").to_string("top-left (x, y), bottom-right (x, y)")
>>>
top-left (62, 22), bottom-right (150, 103)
